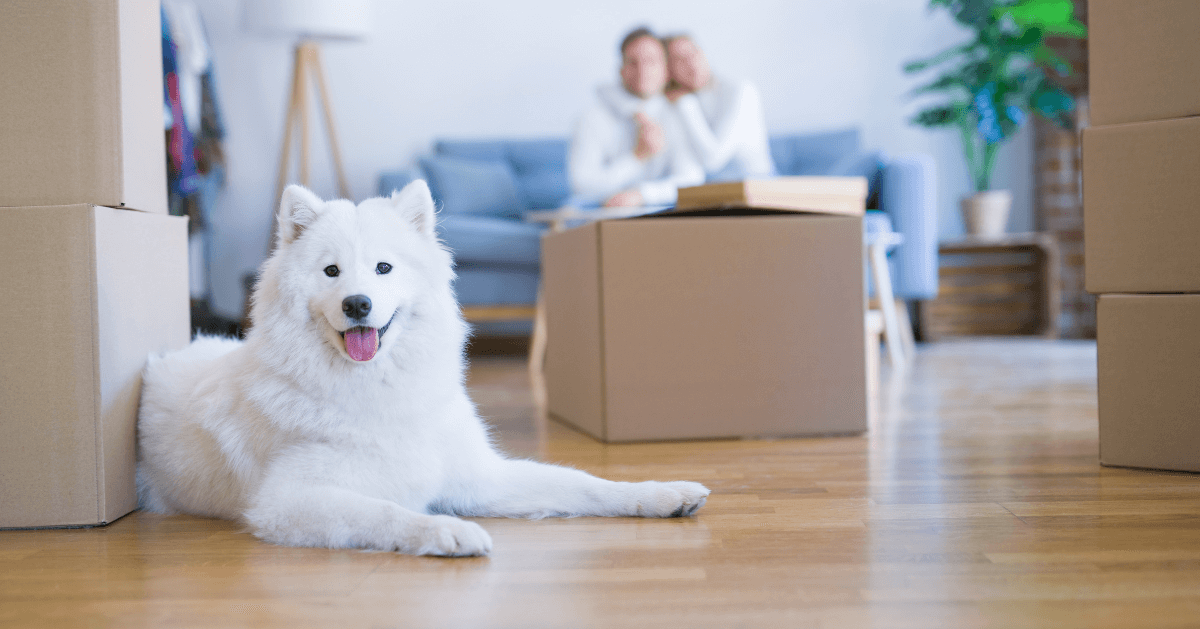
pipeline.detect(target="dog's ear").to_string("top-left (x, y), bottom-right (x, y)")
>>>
top-left (276, 185), bottom-right (324, 246)
top-left (390, 180), bottom-right (437, 238)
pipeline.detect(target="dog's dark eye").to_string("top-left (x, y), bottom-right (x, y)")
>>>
top-left (376, 262), bottom-right (392, 275)
top-left (324, 265), bottom-right (339, 277)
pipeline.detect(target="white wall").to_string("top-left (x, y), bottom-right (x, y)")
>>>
top-left (196, 0), bottom-right (1034, 318)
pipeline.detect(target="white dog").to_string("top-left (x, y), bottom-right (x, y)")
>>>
top-left (136, 182), bottom-right (709, 556)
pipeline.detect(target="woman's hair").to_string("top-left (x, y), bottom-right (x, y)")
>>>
top-left (660, 33), bottom-right (694, 50)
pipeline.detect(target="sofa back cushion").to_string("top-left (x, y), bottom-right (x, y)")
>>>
top-left (828, 149), bottom-right (887, 210)
top-left (419, 155), bottom-right (529, 219)
top-left (769, 128), bottom-right (862, 177)
top-left (436, 139), bottom-right (570, 210)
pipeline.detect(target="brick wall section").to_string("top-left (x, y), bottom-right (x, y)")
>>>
top-left (1036, 115), bottom-right (1094, 338)
top-left (1034, 3), bottom-right (1093, 338)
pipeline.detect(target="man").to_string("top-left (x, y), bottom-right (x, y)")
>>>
top-left (568, 27), bottom-right (705, 207)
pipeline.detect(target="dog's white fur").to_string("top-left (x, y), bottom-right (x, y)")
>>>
top-left (136, 182), bottom-right (709, 556)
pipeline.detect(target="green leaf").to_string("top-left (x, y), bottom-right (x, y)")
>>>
top-left (910, 75), bottom-right (966, 97)
top-left (998, 0), bottom-right (1069, 26)
top-left (904, 40), bottom-right (980, 74)
top-left (996, 0), bottom-right (1086, 38)
top-left (911, 106), bottom-right (963, 128)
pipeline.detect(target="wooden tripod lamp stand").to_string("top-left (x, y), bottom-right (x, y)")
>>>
top-left (243, 0), bottom-right (371, 211)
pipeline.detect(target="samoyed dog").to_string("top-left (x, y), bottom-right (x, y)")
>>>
top-left (136, 182), bottom-right (709, 557)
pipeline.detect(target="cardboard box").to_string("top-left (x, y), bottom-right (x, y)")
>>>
top-left (1090, 0), bottom-right (1200, 126)
top-left (0, 0), bottom-right (167, 213)
top-left (1082, 117), bottom-right (1200, 293)
top-left (542, 211), bottom-right (866, 442)
top-left (1098, 294), bottom-right (1200, 473)
top-left (0, 205), bottom-right (189, 528)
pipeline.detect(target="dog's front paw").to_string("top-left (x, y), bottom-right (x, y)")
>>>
top-left (637, 481), bottom-right (710, 518)
top-left (408, 515), bottom-right (493, 557)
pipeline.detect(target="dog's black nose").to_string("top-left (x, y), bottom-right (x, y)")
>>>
top-left (342, 294), bottom-right (372, 320)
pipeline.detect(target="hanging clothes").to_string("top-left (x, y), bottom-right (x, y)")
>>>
top-left (162, 1), bottom-right (226, 304)
top-left (162, 5), bottom-right (200, 202)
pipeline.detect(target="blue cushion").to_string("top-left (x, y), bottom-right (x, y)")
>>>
top-left (435, 140), bottom-right (507, 161)
top-left (437, 214), bottom-right (543, 267)
top-left (506, 139), bottom-right (570, 208)
top-left (454, 267), bottom-right (540, 307)
top-left (419, 156), bottom-right (529, 219)
top-left (770, 128), bottom-right (861, 176)
top-left (435, 139), bottom-right (570, 209)
top-left (506, 139), bottom-right (567, 174)
top-left (514, 170), bottom-right (570, 209)
top-left (376, 167), bottom-right (423, 198)
top-left (828, 150), bottom-right (886, 209)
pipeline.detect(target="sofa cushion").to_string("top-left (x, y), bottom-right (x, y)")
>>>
top-left (505, 139), bottom-right (570, 209)
top-left (828, 150), bottom-right (886, 210)
top-left (419, 156), bottom-right (529, 219)
top-left (437, 214), bottom-right (543, 267)
top-left (770, 128), bottom-right (861, 177)
top-left (454, 267), bottom-right (540, 308)
top-left (376, 167), bottom-right (422, 198)
top-left (437, 139), bottom-right (570, 209)
top-left (434, 140), bottom-right (507, 162)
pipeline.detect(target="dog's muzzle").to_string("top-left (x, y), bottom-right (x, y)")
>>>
top-left (338, 311), bottom-right (396, 362)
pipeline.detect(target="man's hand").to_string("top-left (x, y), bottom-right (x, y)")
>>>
top-left (633, 112), bottom-right (665, 161)
top-left (665, 87), bottom-right (690, 102)
top-left (603, 189), bottom-right (644, 207)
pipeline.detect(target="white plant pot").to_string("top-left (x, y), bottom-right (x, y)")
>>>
top-left (960, 190), bottom-right (1012, 238)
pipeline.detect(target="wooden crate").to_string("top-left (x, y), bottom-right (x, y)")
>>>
top-left (920, 233), bottom-right (1061, 340)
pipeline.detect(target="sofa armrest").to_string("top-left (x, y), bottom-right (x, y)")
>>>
top-left (376, 167), bottom-right (425, 198)
top-left (879, 153), bottom-right (938, 300)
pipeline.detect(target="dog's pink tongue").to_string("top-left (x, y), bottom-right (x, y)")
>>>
top-left (344, 327), bottom-right (378, 362)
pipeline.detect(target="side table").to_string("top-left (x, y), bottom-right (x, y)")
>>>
top-left (920, 232), bottom-right (1061, 340)
top-left (865, 230), bottom-right (914, 371)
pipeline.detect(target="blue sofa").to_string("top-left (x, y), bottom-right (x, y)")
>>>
top-left (377, 128), bottom-right (937, 335)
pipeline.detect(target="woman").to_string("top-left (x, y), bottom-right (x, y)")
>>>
top-left (664, 35), bottom-right (775, 181)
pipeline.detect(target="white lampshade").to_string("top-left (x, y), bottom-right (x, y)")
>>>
top-left (242, 0), bottom-right (372, 41)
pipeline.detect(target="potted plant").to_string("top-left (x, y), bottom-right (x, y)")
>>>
top-left (905, 0), bottom-right (1086, 238)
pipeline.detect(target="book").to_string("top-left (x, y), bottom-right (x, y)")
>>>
top-left (673, 176), bottom-right (868, 217)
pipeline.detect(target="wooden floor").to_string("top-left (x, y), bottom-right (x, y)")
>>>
top-left (4, 338), bottom-right (1200, 628)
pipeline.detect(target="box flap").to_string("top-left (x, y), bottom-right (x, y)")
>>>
top-left (674, 177), bottom-right (868, 217)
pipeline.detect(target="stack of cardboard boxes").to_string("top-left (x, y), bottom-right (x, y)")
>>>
top-left (1085, 1), bottom-right (1200, 472)
top-left (0, 1), bottom-right (190, 528)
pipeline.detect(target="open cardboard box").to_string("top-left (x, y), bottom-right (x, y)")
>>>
top-left (0, 205), bottom-right (189, 528)
top-left (0, 0), bottom-right (167, 213)
top-left (541, 179), bottom-right (868, 442)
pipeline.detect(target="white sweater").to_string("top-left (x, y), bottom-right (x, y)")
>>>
top-left (674, 77), bottom-right (775, 181)
top-left (568, 85), bottom-right (705, 206)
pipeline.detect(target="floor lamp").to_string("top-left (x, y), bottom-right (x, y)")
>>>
top-left (243, 0), bottom-right (371, 240)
